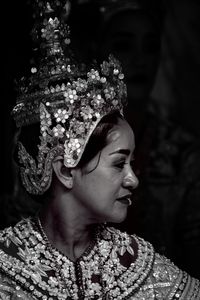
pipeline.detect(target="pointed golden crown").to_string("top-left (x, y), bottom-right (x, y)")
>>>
top-left (12, 0), bottom-right (127, 195)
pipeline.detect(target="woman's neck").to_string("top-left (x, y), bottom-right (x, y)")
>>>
top-left (38, 199), bottom-right (95, 261)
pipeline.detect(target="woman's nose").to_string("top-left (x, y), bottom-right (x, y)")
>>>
top-left (123, 170), bottom-right (139, 190)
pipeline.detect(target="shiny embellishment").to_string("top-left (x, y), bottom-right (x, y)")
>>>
top-left (12, 0), bottom-right (127, 195)
top-left (0, 218), bottom-right (199, 299)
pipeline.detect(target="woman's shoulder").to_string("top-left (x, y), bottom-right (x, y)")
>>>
top-left (150, 252), bottom-right (200, 299)
top-left (103, 226), bottom-right (200, 299)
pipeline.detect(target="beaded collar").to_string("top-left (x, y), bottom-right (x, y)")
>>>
top-left (0, 218), bottom-right (154, 299)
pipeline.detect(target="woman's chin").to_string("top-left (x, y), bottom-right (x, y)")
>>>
top-left (107, 211), bottom-right (128, 224)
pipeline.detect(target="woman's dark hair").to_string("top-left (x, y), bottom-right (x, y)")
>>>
top-left (78, 111), bottom-right (123, 169)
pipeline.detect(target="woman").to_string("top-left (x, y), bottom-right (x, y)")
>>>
top-left (0, 0), bottom-right (199, 299)
top-left (2, 113), bottom-right (200, 300)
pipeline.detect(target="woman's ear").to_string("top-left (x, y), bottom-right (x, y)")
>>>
top-left (52, 156), bottom-right (73, 189)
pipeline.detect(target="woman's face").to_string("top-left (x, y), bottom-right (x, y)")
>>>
top-left (72, 118), bottom-right (139, 224)
top-left (100, 11), bottom-right (161, 105)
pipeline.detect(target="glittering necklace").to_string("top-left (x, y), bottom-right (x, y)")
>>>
top-left (36, 216), bottom-right (107, 299)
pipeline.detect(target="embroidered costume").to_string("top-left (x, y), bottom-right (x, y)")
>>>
top-left (0, 218), bottom-right (199, 299)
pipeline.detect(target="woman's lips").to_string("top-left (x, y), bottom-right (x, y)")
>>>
top-left (117, 197), bottom-right (132, 206)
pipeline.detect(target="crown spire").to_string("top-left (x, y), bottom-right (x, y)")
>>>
top-left (30, 0), bottom-right (71, 55)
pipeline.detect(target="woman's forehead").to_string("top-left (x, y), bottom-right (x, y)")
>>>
top-left (106, 120), bottom-right (135, 151)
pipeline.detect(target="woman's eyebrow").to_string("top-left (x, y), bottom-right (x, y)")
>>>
top-left (109, 149), bottom-right (130, 156)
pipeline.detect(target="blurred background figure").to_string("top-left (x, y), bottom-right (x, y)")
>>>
top-left (95, 0), bottom-right (164, 135)
top-left (70, 0), bottom-right (165, 131)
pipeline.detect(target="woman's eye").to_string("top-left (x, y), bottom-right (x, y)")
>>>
top-left (115, 161), bottom-right (126, 170)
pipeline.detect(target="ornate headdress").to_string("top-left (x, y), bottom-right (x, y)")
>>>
top-left (12, 0), bottom-right (127, 195)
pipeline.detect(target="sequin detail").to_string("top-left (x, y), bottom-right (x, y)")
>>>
top-left (0, 218), bottom-right (199, 299)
